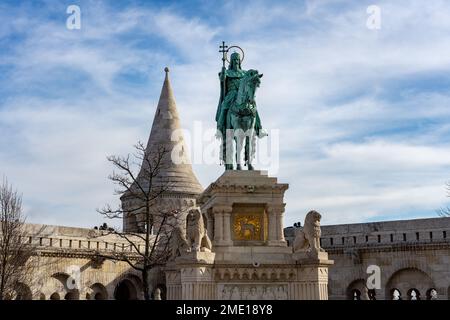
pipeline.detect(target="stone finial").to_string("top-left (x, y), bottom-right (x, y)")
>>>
top-left (121, 64), bottom-right (203, 233)
top-left (137, 66), bottom-right (202, 194)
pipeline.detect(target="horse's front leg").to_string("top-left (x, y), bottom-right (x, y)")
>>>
top-left (235, 134), bottom-right (244, 170)
top-left (245, 129), bottom-right (256, 170)
top-left (245, 136), bottom-right (253, 170)
top-left (225, 136), bottom-right (234, 170)
top-left (224, 125), bottom-right (234, 170)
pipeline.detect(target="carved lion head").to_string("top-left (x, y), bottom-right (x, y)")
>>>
top-left (187, 208), bottom-right (202, 224)
top-left (305, 210), bottom-right (322, 226)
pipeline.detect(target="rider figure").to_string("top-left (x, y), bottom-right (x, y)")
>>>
top-left (216, 52), bottom-right (264, 170)
top-left (216, 52), bottom-right (245, 136)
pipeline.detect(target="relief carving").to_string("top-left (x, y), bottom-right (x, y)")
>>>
top-left (233, 215), bottom-right (262, 240)
top-left (218, 284), bottom-right (288, 300)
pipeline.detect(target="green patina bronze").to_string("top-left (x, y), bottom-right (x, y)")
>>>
top-left (216, 42), bottom-right (267, 171)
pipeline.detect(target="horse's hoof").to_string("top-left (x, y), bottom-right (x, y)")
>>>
top-left (236, 164), bottom-right (242, 170)
top-left (248, 164), bottom-right (254, 170)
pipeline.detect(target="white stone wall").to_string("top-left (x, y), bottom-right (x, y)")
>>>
top-left (9, 223), bottom-right (162, 300)
top-left (285, 217), bottom-right (450, 300)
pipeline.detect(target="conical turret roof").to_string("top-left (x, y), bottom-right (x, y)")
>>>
top-left (139, 67), bottom-right (203, 195)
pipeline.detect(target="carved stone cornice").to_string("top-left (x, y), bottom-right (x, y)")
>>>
top-left (324, 240), bottom-right (450, 255)
top-left (266, 204), bottom-right (286, 213)
top-left (208, 183), bottom-right (288, 193)
top-left (212, 205), bottom-right (233, 214)
top-left (33, 248), bottom-right (142, 261)
top-left (198, 183), bottom-right (289, 206)
top-left (213, 265), bottom-right (297, 281)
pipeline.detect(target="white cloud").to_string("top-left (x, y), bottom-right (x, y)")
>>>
top-left (1, 0), bottom-right (450, 228)
top-left (325, 141), bottom-right (450, 169)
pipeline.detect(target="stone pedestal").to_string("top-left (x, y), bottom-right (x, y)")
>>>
top-left (291, 251), bottom-right (334, 300)
top-left (198, 171), bottom-right (288, 248)
top-left (166, 252), bottom-right (216, 300)
top-left (165, 171), bottom-right (333, 300)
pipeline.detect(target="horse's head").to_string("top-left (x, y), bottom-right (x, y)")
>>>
top-left (236, 69), bottom-right (263, 108)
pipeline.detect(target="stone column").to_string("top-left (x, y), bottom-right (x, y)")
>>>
top-left (267, 205), bottom-right (286, 245)
top-left (165, 270), bottom-right (181, 300)
top-left (213, 208), bottom-right (224, 245)
top-left (276, 205), bottom-right (286, 242)
top-left (276, 213), bottom-right (283, 241)
top-left (292, 252), bottom-right (333, 300)
top-left (267, 206), bottom-right (277, 243)
top-left (177, 252), bottom-right (216, 300)
top-left (206, 212), bottom-right (214, 241)
top-left (222, 207), bottom-right (233, 245)
top-left (292, 276), bottom-right (329, 300)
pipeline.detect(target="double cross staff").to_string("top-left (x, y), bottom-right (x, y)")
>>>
top-left (219, 41), bottom-right (228, 103)
top-left (219, 41), bottom-right (228, 69)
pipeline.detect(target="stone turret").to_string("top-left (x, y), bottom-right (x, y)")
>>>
top-left (122, 68), bottom-right (203, 232)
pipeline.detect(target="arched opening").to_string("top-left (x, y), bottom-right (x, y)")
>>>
top-left (64, 290), bottom-right (80, 300)
top-left (386, 268), bottom-right (434, 300)
top-left (90, 283), bottom-right (108, 300)
top-left (426, 288), bottom-right (438, 300)
top-left (351, 289), bottom-right (361, 300)
top-left (51, 272), bottom-right (80, 300)
top-left (14, 282), bottom-right (32, 300)
top-left (153, 284), bottom-right (167, 300)
top-left (391, 288), bottom-right (402, 300)
top-left (346, 279), bottom-right (366, 300)
top-left (407, 288), bottom-right (420, 300)
top-left (39, 293), bottom-right (46, 300)
top-left (114, 279), bottom-right (138, 300)
top-left (50, 292), bottom-right (60, 300)
top-left (95, 292), bottom-right (105, 300)
top-left (368, 289), bottom-right (376, 300)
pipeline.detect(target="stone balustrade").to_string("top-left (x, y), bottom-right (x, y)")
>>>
top-left (285, 217), bottom-right (450, 249)
top-left (18, 223), bottom-right (147, 255)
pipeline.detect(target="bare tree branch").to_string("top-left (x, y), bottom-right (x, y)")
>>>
top-left (0, 177), bottom-right (38, 300)
top-left (97, 142), bottom-right (180, 300)
top-left (438, 181), bottom-right (450, 217)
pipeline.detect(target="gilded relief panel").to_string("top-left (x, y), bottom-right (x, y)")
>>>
top-left (232, 204), bottom-right (267, 242)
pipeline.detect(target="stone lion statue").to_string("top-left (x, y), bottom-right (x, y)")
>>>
top-left (186, 208), bottom-right (212, 252)
top-left (170, 224), bottom-right (189, 259)
top-left (293, 210), bottom-right (324, 255)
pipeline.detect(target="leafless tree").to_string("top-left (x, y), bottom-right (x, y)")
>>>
top-left (438, 181), bottom-right (450, 217)
top-left (97, 142), bottom-right (182, 300)
top-left (0, 178), bottom-right (36, 300)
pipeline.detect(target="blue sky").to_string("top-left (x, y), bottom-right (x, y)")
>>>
top-left (1, 0), bottom-right (450, 229)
